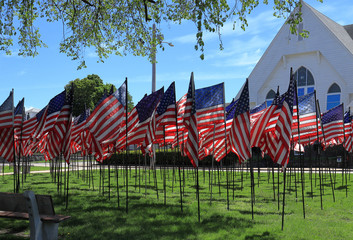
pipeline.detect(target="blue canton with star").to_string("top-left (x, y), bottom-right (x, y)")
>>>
top-left (226, 99), bottom-right (238, 121)
top-left (157, 82), bottom-right (175, 116)
top-left (321, 104), bottom-right (343, 124)
top-left (112, 80), bottom-right (127, 107)
top-left (195, 83), bottom-right (224, 110)
top-left (275, 77), bottom-right (295, 114)
top-left (36, 106), bottom-right (47, 122)
top-left (14, 98), bottom-right (24, 116)
top-left (344, 110), bottom-right (351, 124)
top-left (250, 101), bottom-right (266, 115)
top-left (47, 91), bottom-right (66, 115)
top-left (233, 80), bottom-right (249, 118)
top-left (0, 91), bottom-right (13, 112)
top-left (298, 92), bottom-right (316, 115)
top-left (136, 87), bottom-right (164, 123)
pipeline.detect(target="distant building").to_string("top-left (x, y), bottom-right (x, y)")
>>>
top-left (248, 1), bottom-right (353, 111)
top-left (25, 107), bottom-right (40, 119)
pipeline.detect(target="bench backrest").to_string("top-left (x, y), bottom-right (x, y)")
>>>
top-left (0, 192), bottom-right (55, 215)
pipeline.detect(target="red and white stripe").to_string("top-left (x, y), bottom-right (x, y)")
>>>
top-left (229, 111), bottom-right (251, 162)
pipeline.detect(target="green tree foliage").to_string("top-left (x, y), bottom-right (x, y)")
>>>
top-left (0, 0), bottom-right (322, 67)
top-left (65, 74), bottom-right (134, 116)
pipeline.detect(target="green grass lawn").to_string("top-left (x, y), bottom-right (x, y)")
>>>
top-left (0, 166), bottom-right (352, 239)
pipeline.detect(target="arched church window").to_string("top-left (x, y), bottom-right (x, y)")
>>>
top-left (293, 66), bottom-right (315, 97)
top-left (327, 83), bottom-right (341, 110)
top-left (266, 90), bottom-right (276, 107)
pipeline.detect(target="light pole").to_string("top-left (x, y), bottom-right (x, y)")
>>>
top-left (150, 23), bottom-right (174, 168)
top-left (151, 23), bottom-right (174, 93)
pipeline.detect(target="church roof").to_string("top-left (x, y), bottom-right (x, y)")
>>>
top-left (344, 24), bottom-right (353, 40)
top-left (303, 1), bottom-right (353, 56)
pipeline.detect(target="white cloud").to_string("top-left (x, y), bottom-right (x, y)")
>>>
top-left (86, 49), bottom-right (98, 58)
top-left (2, 49), bottom-right (20, 58)
top-left (172, 9), bottom-right (282, 45)
top-left (314, 1), bottom-right (353, 26)
top-left (212, 50), bottom-right (262, 67)
top-left (17, 70), bottom-right (26, 76)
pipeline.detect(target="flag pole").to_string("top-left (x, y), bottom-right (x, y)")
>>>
top-left (222, 82), bottom-right (230, 211)
top-left (20, 104), bottom-right (25, 188)
top-left (196, 165), bottom-right (200, 223)
top-left (294, 78), bottom-right (305, 219)
top-left (163, 126), bottom-right (167, 205)
top-left (10, 90), bottom-right (18, 193)
top-left (315, 99), bottom-right (324, 209)
top-left (210, 123), bottom-right (216, 205)
top-left (342, 103), bottom-right (348, 197)
top-left (281, 67), bottom-right (293, 230)
top-left (250, 148), bottom-right (255, 220)
top-left (173, 85), bottom-right (183, 213)
top-left (125, 78), bottom-right (129, 214)
top-left (281, 167), bottom-right (287, 231)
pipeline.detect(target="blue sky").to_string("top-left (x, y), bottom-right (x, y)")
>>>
top-left (0, 0), bottom-right (352, 112)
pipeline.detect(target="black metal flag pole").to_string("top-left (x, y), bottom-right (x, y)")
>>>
top-left (172, 82), bottom-right (183, 212)
top-left (250, 149), bottom-right (255, 220)
top-left (272, 163), bottom-right (276, 201)
top-left (342, 104), bottom-right (348, 197)
top-left (66, 160), bottom-right (70, 209)
top-left (10, 90), bottom-right (17, 193)
top-left (210, 123), bottom-right (216, 205)
top-left (163, 126), bottom-right (167, 205)
top-left (19, 100), bottom-right (25, 190)
top-left (294, 80), bottom-right (305, 219)
top-left (222, 83), bottom-right (230, 210)
top-left (277, 165), bottom-right (280, 211)
top-left (282, 67), bottom-right (294, 229)
top-left (281, 167), bottom-right (287, 231)
top-left (315, 99), bottom-right (324, 209)
top-left (115, 146), bottom-right (120, 207)
top-left (125, 78), bottom-right (129, 214)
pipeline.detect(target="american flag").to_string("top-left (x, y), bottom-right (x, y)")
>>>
top-left (43, 93), bottom-right (73, 163)
top-left (42, 91), bottom-right (67, 134)
top-left (197, 98), bottom-right (238, 162)
top-left (251, 99), bottom-right (278, 149)
top-left (273, 76), bottom-right (296, 167)
top-left (21, 106), bottom-right (45, 140)
top-left (292, 91), bottom-right (322, 146)
top-left (71, 109), bottom-right (90, 153)
top-left (156, 82), bottom-right (176, 127)
top-left (344, 110), bottom-right (352, 152)
top-left (144, 82), bottom-right (176, 154)
top-left (251, 75), bottom-right (295, 167)
top-left (126, 87), bottom-right (164, 148)
top-left (184, 73), bottom-right (199, 168)
top-left (0, 91), bottom-right (14, 162)
top-left (257, 90), bottom-right (283, 160)
top-left (321, 103), bottom-right (344, 146)
top-left (250, 101), bottom-right (266, 128)
top-left (251, 88), bottom-right (281, 158)
top-left (0, 91), bottom-right (14, 129)
top-left (14, 98), bottom-right (25, 129)
top-left (86, 80), bottom-right (126, 160)
top-left (195, 83), bottom-right (225, 127)
top-left (14, 98), bottom-right (25, 156)
top-left (173, 94), bottom-right (187, 151)
top-left (229, 79), bottom-right (251, 162)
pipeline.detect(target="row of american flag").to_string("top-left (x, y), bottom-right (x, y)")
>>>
top-left (0, 71), bottom-right (351, 168)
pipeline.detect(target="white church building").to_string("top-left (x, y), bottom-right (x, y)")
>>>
top-left (248, 1), bottom-right (353, 112)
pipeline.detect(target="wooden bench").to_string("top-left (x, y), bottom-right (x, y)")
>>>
top-left (0, 191), bottom-right (70, 240)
